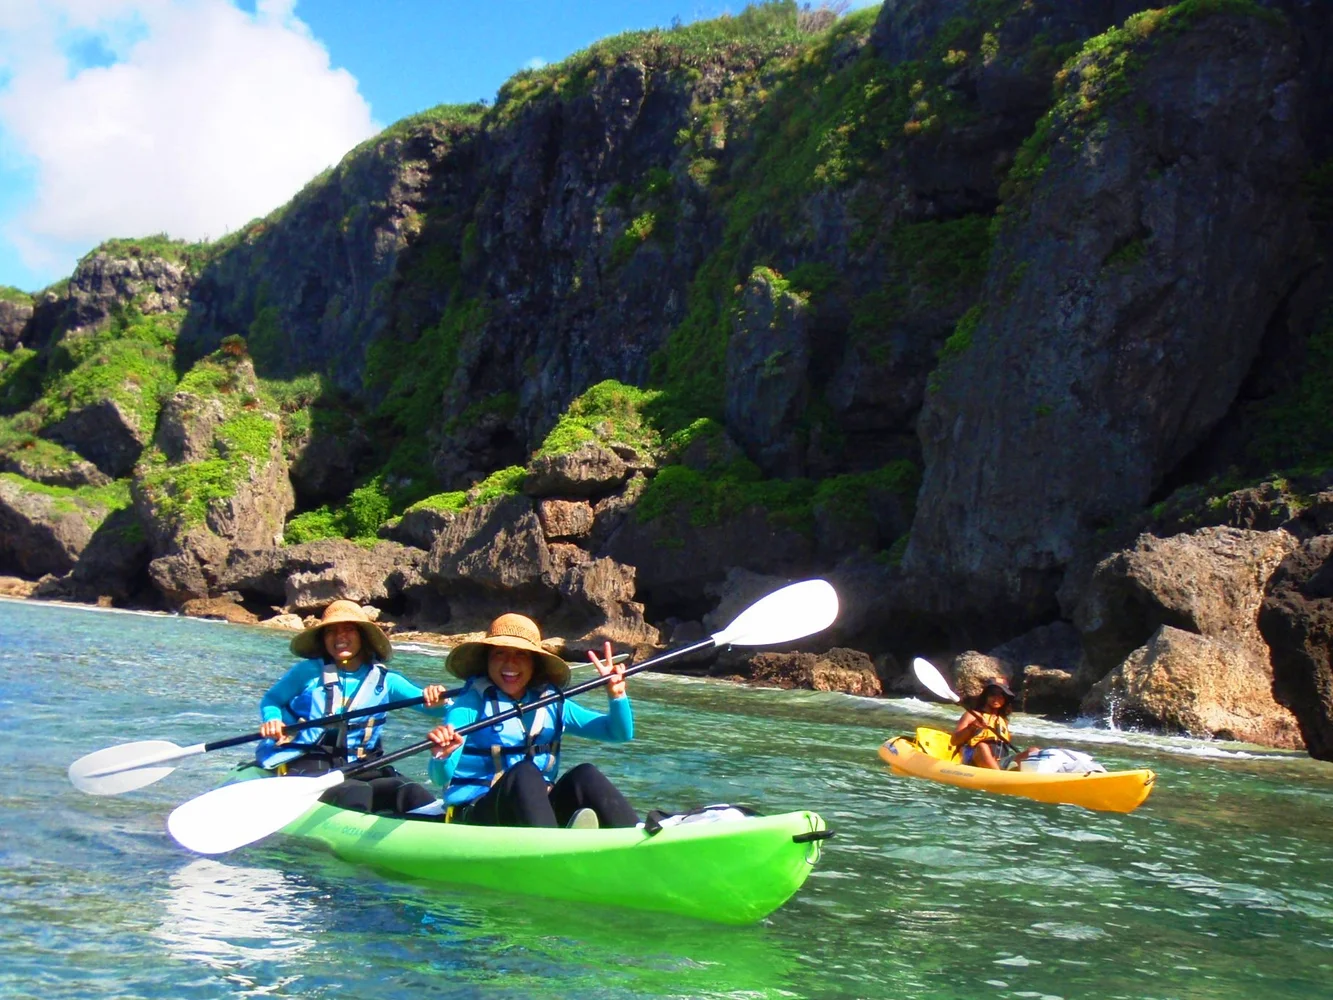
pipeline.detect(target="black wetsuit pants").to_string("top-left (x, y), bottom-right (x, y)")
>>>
top-left (283, 754), bottom-right (436, 815)
top-left (454, 760), bottom-right (638, 828)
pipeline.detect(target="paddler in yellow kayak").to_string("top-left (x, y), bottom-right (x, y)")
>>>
top-left (950, 679), bottom-right (1041, 770)
top-left (424, 613), bottom-right (638, 829)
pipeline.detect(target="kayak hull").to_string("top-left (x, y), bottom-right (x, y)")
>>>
top-left (878, 732), bottom-right (1156, 813)
top-left (238, 770), bottom-right (826, 924)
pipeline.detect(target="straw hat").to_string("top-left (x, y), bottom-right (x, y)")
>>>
top-left (290, 600), bottom-right (393, 663)
top-left (445, 613), bottom-right (570, 687)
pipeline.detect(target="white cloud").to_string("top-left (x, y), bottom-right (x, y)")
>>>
top-left (523, 56), bottom-right (547, 71)
top-left (0, 0), bottom-right (377, 277)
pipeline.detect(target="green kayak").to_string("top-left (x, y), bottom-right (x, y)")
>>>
top-left (238, 769), bottom-right (828, 924)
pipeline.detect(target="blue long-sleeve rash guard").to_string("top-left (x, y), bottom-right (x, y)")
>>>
top-left (260, 659), bottom-right (448, 725)
top-left (427, 686), bottom-right (633, 796)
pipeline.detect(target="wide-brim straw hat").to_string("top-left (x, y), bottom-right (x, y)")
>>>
top-left (446, 613), bottom-right (570, 688)
top-left (290, 600), bottom-right (393, 663)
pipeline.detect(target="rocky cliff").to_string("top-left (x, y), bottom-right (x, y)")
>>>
top-left (3, 0), bottom-right (1333, 755)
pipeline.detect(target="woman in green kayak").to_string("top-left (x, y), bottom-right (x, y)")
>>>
top-left (256, 600), bottom-right (450, 813)
top-left (951, 679), bottom-right (1040, 770)
top-left (424, 613), bottom-right (638, 829)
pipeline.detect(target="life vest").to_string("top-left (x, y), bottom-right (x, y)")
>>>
top-left (965, 711), bottom-right (1012, 748)
top-left (446, 679), bottom-right (565, 803)
top-left (255, 660), bottom-right (390, 769)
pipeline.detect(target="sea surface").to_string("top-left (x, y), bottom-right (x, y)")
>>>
top-left (3, 598), bottom-right (1331, 999)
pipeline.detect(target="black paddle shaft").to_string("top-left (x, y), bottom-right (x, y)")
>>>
top-left (344, 637), bottom-right (718, 778)
top-left (205, 653), bottom-right (630, 755)
top-left (200, 689), bottom-right (463, 753)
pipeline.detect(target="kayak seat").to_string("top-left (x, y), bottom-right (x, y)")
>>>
top-left (913, 727), bottom-right (962, 763)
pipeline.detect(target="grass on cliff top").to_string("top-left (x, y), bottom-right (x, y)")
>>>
top-left (0, 471), bottom-right (132, 517)
top-left (80, 234), bottom-right (218, 273)
top-left (491, 1), bottom-right (822, 123)
top-left (536, 380), bottom-right (662, 458)
top-left (0, 285), bottom-right (32, 304)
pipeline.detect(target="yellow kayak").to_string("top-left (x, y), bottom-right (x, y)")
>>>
top-left (878, 728), bottom-right (1156, 814)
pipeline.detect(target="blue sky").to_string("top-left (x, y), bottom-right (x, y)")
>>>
top-left (0, 1), bottom-right (878, 293)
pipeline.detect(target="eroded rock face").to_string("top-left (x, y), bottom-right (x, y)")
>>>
top-left (606, 505), bottom-right (814, 607)
top-left (951, 651), bottom-right (1014, 701)
top-left (543, 542), bottom-right (660, 648)
top-left (0, 477), bottom-right (106, 577)
top-left (42, 399), bottom-right (152, 479)
top-left (221, 539), bottom-right (427, 613)
top-left (0, 298), bottom-right (34, 351)
top-left (523, 444), bottom-right (628, 498)
top-left (1082, 625), bottom-right (1303, 748)
top-left (722, 647), bottom-right (883, 697)
top-left (1075, 527), bottom-right (1298, 686)
top-left (155, 393), bottom-right (227, 465)
top-left (906, 10), bottom-right (1310, 627)
top-left (1258, 536), bottom-right (1333, 760)
top-left (725, 270), bottom-right (812, 477)
top-left (427, 494), bottom-right (552, 594)
top-left (538, 498), bottom-right (594, 540)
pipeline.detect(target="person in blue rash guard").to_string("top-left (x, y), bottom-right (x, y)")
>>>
top-left (256, 600), bottom-right (449, 815)
top-left (424, 613), bottom-right (637, 829)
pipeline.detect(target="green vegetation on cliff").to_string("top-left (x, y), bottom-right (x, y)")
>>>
top-left (135, 352), bottom-right (281, 530)
top-left (537, 380), bottom-right (662, 457)
top-left (0, 470), bottom-right (132, 517)
top-left (81, 234), bottom-right (217, 273)
top-left (36, 309), bottom-right (180, 432)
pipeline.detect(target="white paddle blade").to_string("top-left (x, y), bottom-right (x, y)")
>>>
top-left (912, 657), bottom-right (960, 702)
top-left (712, 579), bottom-right (839, 647)
top-left (167, 772), bottom-right (343, 855)
top-left (68, 740), bottom-right (198, 796)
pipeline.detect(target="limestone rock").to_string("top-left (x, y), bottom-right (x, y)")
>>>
top-left (544, 542), bottom-right (660, 648)
top-left (906, 10), bottom-right (1309, 627)
top-left (724, 269), bottom-right (811, 477)
top-left (950, 651), bottom-right (1014, 701)
top-left (1075, 527), bottom-right (1298, 686)
top-left (181, 596), bottom-right (260, 625)
top-left (260, 613), bottom-right (305, 630)
top-left (1021, 666), bottom-right (1079, 715)
top-left (538, 498), bottom-right (594, 539)
top-left (725, 648), bottom-right (883, 697)
top-left (1082, 626), bottom-right (1302, 749)
top-left (0, 575), bottom-right (36, 598)
top-left (42, 399), bottom-right (152, 479)
top-left (387, 505), bottom-right (459, 551)
top-left (606, 505), bottom-right (813, 608)
top-left (0, 476), bottom-right (106, 578)
top-left (0, 297), bottom-right (33, 351)
top-left (523, 443), bottom-right (628, 498)
top-left (587, 473), bottom-right (647, 552)
top-left (155, 393), bottom-right (227, 464)
top-left (1258, 536), bottom-right (1333, 761)
top-left (427, 494), bottom-right (552, 593)
top-left (3, 451), bottom-right (110, 489)
top-left (221, 539), bottom-right (427, 613)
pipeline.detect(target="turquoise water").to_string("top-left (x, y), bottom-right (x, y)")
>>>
top-left (3, 598), bottom-right (1332, 999)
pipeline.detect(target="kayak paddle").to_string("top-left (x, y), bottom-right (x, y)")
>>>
top-left (167, 579), bottom-right (840, 855)
top-left (69, 653), bottom-right (627, 796)
top-left (911, 657), bottom-right (961, 702)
